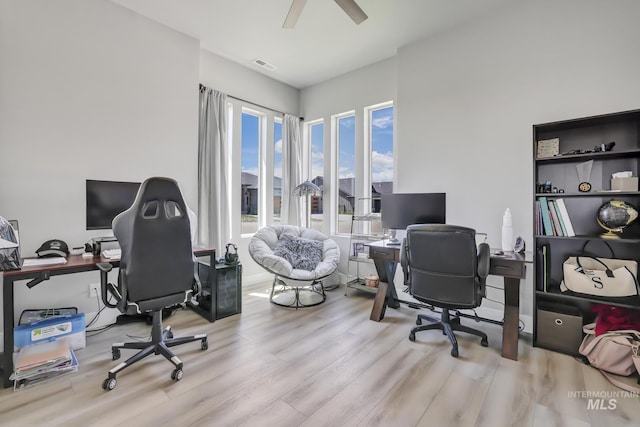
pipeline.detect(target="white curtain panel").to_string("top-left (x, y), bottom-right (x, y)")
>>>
top-left (198, 86), bottom-right (230, 251)
top-left (281, 114), bottom-right (302, 226)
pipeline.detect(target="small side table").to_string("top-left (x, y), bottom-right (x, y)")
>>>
top-left (188, 260), bottom-right (242, 322)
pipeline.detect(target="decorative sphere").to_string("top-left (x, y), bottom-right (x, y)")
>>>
top-left (596, 200), bottom-right (638, 234)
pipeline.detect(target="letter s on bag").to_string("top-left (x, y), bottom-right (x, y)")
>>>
top-left (592, 276), bottom-right (604, 289)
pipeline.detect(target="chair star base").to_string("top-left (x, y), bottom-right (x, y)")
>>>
top-left (102, 310), bottom-right (208, 391)
top-left (408, 308), bottom-right (488, 358)
top-left (270, 277), bottom-right (326, 309)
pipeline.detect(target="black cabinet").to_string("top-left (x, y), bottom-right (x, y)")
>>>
top-left (188, 260), bottom-right (242, 322)
top-left (533, 109), bottom-right (640, 354)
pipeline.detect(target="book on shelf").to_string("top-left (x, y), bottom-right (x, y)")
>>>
top-left (536, 244), bottom-right (549, 292)
top-left (552, 199), bottom-right (568, 236)
top-left (538, 197), bottom-right (554, 236)
top-left (547, 199), bottom-right (564, 236)
top-left (555, 198), bottom-right (575, 237)
top-left (535, 201), bottom-right (541, 235)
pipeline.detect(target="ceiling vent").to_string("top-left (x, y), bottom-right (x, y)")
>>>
top-left (252, 58), bottom-right (278, 71)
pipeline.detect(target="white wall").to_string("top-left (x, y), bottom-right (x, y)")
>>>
top-left (0, 1), bottom-right (305, 334)
top-left (396, 0), bottom-right (640, 321)
top-left (0, 0), bottom-right (200, 329)
top-left (200, 50), bottom-right (299, 118)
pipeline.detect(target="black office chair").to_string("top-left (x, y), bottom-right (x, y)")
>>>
top-left (401, 224), bottom-right (490, 357)
top-left (97, 177), bottom-right (208, 391)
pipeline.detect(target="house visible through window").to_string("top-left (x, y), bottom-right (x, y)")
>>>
top-left (368, 104), bottom-right (393, 233)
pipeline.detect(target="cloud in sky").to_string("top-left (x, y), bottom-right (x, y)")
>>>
top-left (311, 150), bottom-right (324, 179)
top-left (243, 168), bottom-right (259, 177)
top-left (372, 150), bottom-right (394, 182)
top-left (339, 167), bottom-right (355, 179)
top-left (372, 114), bottom-right (393, 129)
top-left (275, 139), bottom-right (282, 153)
top-left (340, 116), bottom-right (355, 129)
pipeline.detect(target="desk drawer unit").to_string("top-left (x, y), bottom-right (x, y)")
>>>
top-left (489, 257), bottom-right (525, 278)
top-left (368, 246), bottom-right (398, 262)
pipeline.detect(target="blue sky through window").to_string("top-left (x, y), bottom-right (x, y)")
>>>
top-left (371, 106), bottom-right (394, 183)
top-left (242, 113), bottom-right (259, 176)
top-left (338, 116), bottom-right (355, 179)
top-left (311, 123), bottom-right (324, 180)
top-left (274, 120), bottom-right (282, 179)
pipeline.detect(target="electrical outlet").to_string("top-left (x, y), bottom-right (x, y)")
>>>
top-left (89, 283), bottom-right (99, 298)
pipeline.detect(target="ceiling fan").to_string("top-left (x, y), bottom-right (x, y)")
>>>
top-left (283, 0), bottom-right (368, 29)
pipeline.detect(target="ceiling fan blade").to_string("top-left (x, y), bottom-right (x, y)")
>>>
top-left (334, 0), bottom-right (368, 25)
top-left (283, 0), bottom-right (307, 29)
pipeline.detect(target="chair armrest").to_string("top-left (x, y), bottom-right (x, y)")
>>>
top-left (477, 242), bottom-right (490, 279)
top-left (97, 262), bottom-right (113, 273)
top-left (400, 238), bottom-right (409, 285)
top-left (97, 262), bottom-right (119, 308)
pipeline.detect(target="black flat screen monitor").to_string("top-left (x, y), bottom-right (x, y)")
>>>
top-left (381, 193), bottom-right (446, 230)
top-left (86, 180), bottom-right (140, 230)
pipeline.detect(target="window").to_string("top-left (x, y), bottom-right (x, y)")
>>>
top-left (241, 111), bottom-right (261, 235)
top-left (273, 119), bottom-right (282, 224)
top-left (337, 114), bottom-right (355, 234)
top-left (369, 104), bottom-right (394, 214)
top-left (309, 121), bottom-right (324, 232)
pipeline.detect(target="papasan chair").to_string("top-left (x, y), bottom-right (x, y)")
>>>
top-left (249, 225), bottom-right (340, 308)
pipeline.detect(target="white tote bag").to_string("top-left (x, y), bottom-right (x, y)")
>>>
top-left (561, 256), bottom-right (639, 297)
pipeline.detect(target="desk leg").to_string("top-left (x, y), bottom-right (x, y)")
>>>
top-left (370, 281), bottom-right (388, 321)
top-left (370, 260), bottom-right (401, 321)
top-left (383, 261), bottom-right (400, 309)
top-left (2, 277), bottom-right (14, 388)
top-left (501, 276), bottom-right (520, 361)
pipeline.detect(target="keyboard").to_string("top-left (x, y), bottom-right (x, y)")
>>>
top-left (101, 248), bottom-right (121, 259)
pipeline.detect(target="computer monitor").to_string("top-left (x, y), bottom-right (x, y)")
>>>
top-left (86, 179), bottom-right (140, 230)
top-left (381, 193), bottom-right (446, 241)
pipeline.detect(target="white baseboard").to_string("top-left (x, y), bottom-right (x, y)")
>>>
top-left (242, 272), bottom-right (273, 286)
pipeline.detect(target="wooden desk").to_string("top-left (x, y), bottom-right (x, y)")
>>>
top-left (366, 240), bottom-right (527, 361)
top-left (1, 248), bottom-right (215, 388)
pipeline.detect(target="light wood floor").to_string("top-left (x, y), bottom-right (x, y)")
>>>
top-left (0, 282), bottom-right (638, 427)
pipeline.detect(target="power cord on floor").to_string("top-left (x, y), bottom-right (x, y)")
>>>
top-left (86, 287), bottom-right (118, 335)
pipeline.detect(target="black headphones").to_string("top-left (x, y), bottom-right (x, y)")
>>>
top-left (224, 243), bottom-right (239, 265)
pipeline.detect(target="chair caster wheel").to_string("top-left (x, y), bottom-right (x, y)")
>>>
top-left (171, 368), bottom-right (183, 381)
top-left (481, 338), bottom-right (488, 347)
top-left (450, 348), bottom-right (459, 358)
top-left (416, 318), bottom-right (422, 325)
top-left (102, 377), bottom-right (117, 391)
top-left (409, 333), bottom-right (416, 342)
top-left (201, 339), bottom-right (208, 351)
top-left (112, 349), bottom-right (121, 360)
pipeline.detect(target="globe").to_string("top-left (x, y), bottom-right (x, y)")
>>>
top-left (596, 200), bottom-right (638, 237)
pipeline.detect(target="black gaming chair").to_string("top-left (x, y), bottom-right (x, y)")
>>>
top-left (401, 224), bottom-right (490, 357)
top-left (97, 177), bottom-right (207, 391)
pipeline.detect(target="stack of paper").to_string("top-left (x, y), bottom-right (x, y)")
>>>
top-left (11, 339), bottom-right (78, 390)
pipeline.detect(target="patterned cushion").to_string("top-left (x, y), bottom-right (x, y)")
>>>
top-left (273, 233), bottom-right (323, 271)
